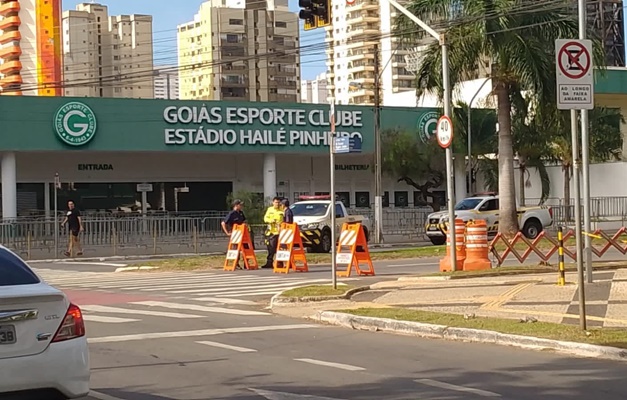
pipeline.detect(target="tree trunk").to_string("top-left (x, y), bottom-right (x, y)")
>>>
top-left (563, 164), bottom-right (571, 222)
top-left (518, 158), bottom-right (526, 207)
top-left (495, 83), bottom-right (519, 236)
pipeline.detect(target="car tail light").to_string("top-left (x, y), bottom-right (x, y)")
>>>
top-left (52, 303), bottom-right (86, 343)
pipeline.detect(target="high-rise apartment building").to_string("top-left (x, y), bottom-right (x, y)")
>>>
top-left (0, 0), bottom-right (63, 96)
top-left (154, 66), bottom-right (179, 99)
top-left (177, 0), bottom-right (300, 102)
top-left (301, 72), bottom-right (329, 104)
top-left (62, 3), bottom-right (154, 98)
top-left (325, 0), bottom-right (415, 106)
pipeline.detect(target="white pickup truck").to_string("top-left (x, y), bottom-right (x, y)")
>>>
top-left (291, 196), bottom-right (371, 253)
top-left (425, 194), bottom-right (554, 245)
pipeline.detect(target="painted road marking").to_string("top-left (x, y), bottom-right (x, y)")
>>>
top-left (80, 304), bottom-right (205, 319)
top-left (89, 324), bottom-right (319, 343)
top-left (89, 391), bottom-right (127, 400)
top-left (196, 340), bottom-right (257, 353)
top-left (83, 315), bottom-right (140, 324)
top-left (250, 388), bottom-right (346, 400)
top-left (415, 379), bottom-right (501, 397)
top-left (131, 300), bottom-right (270, 316)
top-left (55, 261), bottom-right (129, 267)
top-left (386, 262), bottom-right (436, 267)
top-left (166, 280), bottom-right (328, 294)
top-left (294, 358), bottom-right (366, 372)
top-left (192, 297), bottom-right (257, 305)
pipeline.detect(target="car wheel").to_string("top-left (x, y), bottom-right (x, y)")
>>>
top-left (430, 236), bottom-right (446, 246)
top-left (320, 229), bottom-right (332, 253)
top-left (522, 219), bottom-right (543, 239)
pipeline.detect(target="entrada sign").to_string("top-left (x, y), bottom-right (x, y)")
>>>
top-left (78, 164), bottom-right (113, 171)
top-left (162, 105), bottom-right (364, 147)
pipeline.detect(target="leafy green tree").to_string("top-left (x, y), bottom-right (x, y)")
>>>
top-left (380, 128), bottom-right (446, 211)
top-left (394, 0), bottom-right (599, 236)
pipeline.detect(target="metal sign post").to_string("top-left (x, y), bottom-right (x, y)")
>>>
top-left (53, 173), bottom-right (60, 259)
top-left (329, 102), bottom-right (338, 289)
top-left (137, 183), bottom-right (153, 233)
top-left (436, 115), bottom-right (457, 270)
top-left (556, 38), bottom-right (592, 330)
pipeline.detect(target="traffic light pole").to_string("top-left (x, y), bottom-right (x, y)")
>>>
top-left (382, 0), bottom-right (456, 267)
top-left (373, 43), bottom-right (383, 244)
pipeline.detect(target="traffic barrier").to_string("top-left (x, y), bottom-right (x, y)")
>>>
top-left (439, 219), bottom-right (466, 272)
top-left (335, 222), bottom-right (375, 277)
top-left (489, 227), bottom-right (627, 267)
top-left (273, 223), bottom-right (309, 274)
top-left (557, 227), bottom-right (566, 286)
top-left (463, 220), bottom-right (492, 271)
top-left (223, 224), bottom-right (258, 271)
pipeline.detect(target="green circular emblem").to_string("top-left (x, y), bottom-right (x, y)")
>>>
top-left (416, 111), bottom-right (440, 144)
top-left (53, 102), bottom-right (97, 146)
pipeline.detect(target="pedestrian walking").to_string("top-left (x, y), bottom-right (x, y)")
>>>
top-left (262, 196), bottom-right (284, 269)
top-left (221, 199), bottom-right (247, 269)
top-left (61, 200), bottom-right (83, 257)
top-left (282, 199), bottom-right (294, 224)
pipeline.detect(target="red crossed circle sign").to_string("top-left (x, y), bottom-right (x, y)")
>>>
top-left (558, 41), bottom-right (591, 80)
top-left (346, 0), bottom-right (356, 4)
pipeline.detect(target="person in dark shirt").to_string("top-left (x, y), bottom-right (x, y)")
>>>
top-left (221, 199), bottom-right (246, 235)
top-left (61, 200), bottom-right (83, 258)
top-left (222, 199), bottom-right (247, 269)
top-left (282, 199), bottom-right (294, 224)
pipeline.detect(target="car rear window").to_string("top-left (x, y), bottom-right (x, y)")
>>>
top-left (0, 249), bottom-right (40, 286)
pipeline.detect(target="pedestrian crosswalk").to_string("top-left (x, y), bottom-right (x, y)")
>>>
top-left (33, 268), bottom-right (351, 302)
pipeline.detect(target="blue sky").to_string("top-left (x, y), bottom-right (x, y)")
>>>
top-left (65, 0), bottom-right (326, 80)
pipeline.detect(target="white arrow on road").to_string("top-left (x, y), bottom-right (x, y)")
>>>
top-left (250, 388), bottom-right (347, 400)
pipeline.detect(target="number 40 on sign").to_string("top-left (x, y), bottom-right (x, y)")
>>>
top-left (436, 116), bottom-right (453, 149)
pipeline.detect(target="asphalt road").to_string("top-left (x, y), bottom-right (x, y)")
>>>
top-left (25, 258), bottom-right (627, 400)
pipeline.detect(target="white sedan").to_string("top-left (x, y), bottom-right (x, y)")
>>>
top-left (0, 246), bottom-right (90, 399)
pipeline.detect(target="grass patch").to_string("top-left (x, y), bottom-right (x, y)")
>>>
top-left (137, 246), bottom-right (447, 272)
top-left (342, 307), bottom-right (627, 348)
top-left (429, 261), bottom-right (627, 279)
top-left (281, 284), bottom-right (355, 298)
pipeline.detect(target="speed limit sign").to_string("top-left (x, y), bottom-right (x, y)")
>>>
top-left (436, 115), bottom-right (453, 149)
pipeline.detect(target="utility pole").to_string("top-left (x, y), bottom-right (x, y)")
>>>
top-left (578, 0), bottom-right (593, 283)
top-left (373, 43), bottom-right (383, 244)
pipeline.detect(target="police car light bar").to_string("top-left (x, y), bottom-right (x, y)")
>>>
top-left (298, 195), bottom-right (338, 201)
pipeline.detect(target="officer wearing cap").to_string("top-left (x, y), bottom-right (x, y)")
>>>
top-left (222, 199), bottom-right (247, 269)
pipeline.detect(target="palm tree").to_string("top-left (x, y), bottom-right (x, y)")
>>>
top-left (395, 0), bottom-right (588, 236)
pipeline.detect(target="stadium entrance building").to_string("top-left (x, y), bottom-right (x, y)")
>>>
top-left (0, 96), bottom-right (445, 218)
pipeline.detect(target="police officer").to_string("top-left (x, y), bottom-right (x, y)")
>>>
top-left (262, 196), bottom-right (284, 269)
top-left (282, 199), bottom-right (294, 224)
top-left (222, 199), bottom-right (246, 269)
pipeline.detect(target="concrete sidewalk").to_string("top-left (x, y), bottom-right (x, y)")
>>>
top-left (272, 268), bottom-right (627, 329)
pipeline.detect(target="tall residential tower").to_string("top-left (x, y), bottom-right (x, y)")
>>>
top-left (0, 0), bottom-right (63, 96)
top-left (177, 0), bottom-right (300, 102)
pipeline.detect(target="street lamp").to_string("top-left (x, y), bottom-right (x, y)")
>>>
top-left (383, 0), bottom-right (458, 269)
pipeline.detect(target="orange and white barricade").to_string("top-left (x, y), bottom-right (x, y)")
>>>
top-left (223, 224), bottom-right (258, 271)
top-left (463, 219), bottom-right (491, 271)
top-left (335, 223), bottom-right (375, 277)
top-left (439, 218), bottom-right (466, 272)
top-left (273, 223), bottom-right (309, 274)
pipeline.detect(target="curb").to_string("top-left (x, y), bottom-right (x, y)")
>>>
top-left (114, 266), bottom-right (160, 273)
top-left (26, 252), bottom-right (223, 264)
top-left (317, 311), bottom-right (627, 362)
top-left (270, 285), bottom-right (371, 307)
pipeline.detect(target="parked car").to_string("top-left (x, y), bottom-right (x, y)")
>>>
top-left (425, 194), bottom-right (554, 245)
top-left (0, 246), bottom-right (90, 399)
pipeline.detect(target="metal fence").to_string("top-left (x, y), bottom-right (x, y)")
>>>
top-left (0, 208), bottom-right (434, 259)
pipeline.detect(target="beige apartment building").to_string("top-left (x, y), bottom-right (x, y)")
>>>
top-left (62, 3), bottom-right (154, 98)
top-left (177, 0), bottom-right (300, 102)
top-left (325, 0), bottom-right (415, 106)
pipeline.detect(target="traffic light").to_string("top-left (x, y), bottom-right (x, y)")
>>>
top-left (298, 0), bottom-right (317, 31)
top-left (298, 0), bottom-right (332, 31)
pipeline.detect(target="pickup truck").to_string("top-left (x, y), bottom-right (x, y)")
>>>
top-left (425, 194), bottom-right (553, 245)
top-left (291, 196), bottom-right (371, 253)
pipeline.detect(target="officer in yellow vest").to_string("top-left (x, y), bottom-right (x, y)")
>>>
top-left (262, 196), bottom-right (284, 269)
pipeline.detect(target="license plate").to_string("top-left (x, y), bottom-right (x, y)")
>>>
top-left (226, 250), bottom-right (239, 260)
top-left (0, 325), bottom-right (16, 345)
top-left (428, 226), bottom-right (439, 231)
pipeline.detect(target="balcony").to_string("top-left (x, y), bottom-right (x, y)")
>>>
top-left (346, 0), bottom-right (378, 12)
top-left (346, 24), bottom-right (379, 39)
top-left (0, 60), bottom-right (21, 74)
top-left (344, 40), bottom-right (378, 50)
top-left (346, 11), bottom-right (379, 24)
top-left (346, 51), bottom-right (374, 62)
top-left (221, 78), bottom-right (247, 88)
top-left (0, 1), bottom-right (20, 17)
top-left (0, 74), bottom-right (23, 88)
top-left (0, 15), bottom-right (20, 31)
top-left (0, 30), bottom-right (20, 45)
top-left (348, 62), bottom-right (375, 74)
top-left (0, 45), bottom-right (21, 59)
top-left (393, 72), bottom-right (415, 80)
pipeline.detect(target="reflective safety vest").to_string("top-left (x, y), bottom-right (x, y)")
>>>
top-left (264, 207), bottom-right (284, 236)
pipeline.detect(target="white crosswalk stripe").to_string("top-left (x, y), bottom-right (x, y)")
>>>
top-left (33, 268), bottom-right (353, 301)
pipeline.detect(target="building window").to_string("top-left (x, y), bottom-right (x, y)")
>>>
top-left (275, 21), bottom-right (287, 28)
top-left (229, 19), bottom-right (244, 25)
